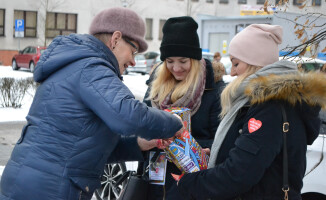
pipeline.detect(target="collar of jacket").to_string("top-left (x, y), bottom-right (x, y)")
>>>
top-left (34, 34), bottom-right (123, 82)
top-left (245, 72), bottom-right (326, 108)
top-left (89, 35), bottom-right (122, 80)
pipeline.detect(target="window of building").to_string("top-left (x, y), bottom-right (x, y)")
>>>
top-left (235, 24), bottom-right (251, 34)
top-left (46, 12), bottom-right (77, 38)
top-left (207, 0), bottom-right (213, 3)
top-left (0, 9), bottom-right (4, 36)
top-left (312, 0), bottom-right (321, 6)
top-left (145, 18), bottom-right (153, 40)
top-left (159, 19), bottom-right (166, 40)
top-left (219, 0), bottom-right (228, 3)
top-left (256, 0), bottom-right (265, 4)
top-left (13, 10), bottom-right (37, 37)
top-left (238, 0), bottom-right (247, 4)
top-left (293, 0), bottom-right (303, 5)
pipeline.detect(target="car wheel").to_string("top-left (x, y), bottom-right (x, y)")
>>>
top-left (302, 192), bottom-right (326, 200)
top-left (94, 162), bottom-right (127, 200)
top-left (29, 62), bottom-right (35, 73)
top-left (12, 60), bottom-right (19, 70)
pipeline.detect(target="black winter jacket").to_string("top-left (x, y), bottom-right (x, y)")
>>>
top-left (142, 59), bottom-right (221, 200)
top-left (178, 72), bottom-right (326, 200)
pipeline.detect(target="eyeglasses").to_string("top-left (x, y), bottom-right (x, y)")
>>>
top-left (123, 37), bottom-right (138, 55)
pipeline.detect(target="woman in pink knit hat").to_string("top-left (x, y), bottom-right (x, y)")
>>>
top-left (177, 24), bottom-right (326, 199)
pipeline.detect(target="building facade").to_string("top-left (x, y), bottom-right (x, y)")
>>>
top-left (0, 0), bottom-right (325, 65)
top-left (198, 1), bottom-right (326, 59)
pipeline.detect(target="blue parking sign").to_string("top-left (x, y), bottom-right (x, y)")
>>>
top-left (15, 19), bottom-right (24, 32)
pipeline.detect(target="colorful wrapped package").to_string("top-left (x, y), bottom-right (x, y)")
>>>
top-left (164, 107), bottom-right (209, 174)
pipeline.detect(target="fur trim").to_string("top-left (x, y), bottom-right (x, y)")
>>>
top-left (245, 72), bottom-right (326, 109)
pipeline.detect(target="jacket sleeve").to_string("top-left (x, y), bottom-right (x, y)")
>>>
top-left (79, 64), bottom-right (183, 140)
top-left (177, 102), bottom-right (284, 200)
top-left (107, 136), bottom-right (144, 163)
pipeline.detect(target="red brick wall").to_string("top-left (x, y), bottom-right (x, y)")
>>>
top-left (0, 50), bottom-right (18, 66)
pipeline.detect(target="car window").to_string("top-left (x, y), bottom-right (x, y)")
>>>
top-left (22, 47), bottom-right (30, 54)
top-left (40, 49), bottom-right (46, 54)
top-left (30, 47), bottom-right (36, 54)
top-left (144, 52), bottom-right (159, 59)
top-left (135, 54), bottom-right (145, 61)
top-left (301, 63), bottom-right (315, 72)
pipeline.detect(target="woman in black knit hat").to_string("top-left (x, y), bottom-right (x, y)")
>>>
top-left (140, 16), bottom-right (222, 200)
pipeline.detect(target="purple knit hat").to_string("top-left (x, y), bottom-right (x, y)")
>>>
top-left (228, 24), bottom-right (283, 67)
top-left (89, 7), bottom-right (148, 53)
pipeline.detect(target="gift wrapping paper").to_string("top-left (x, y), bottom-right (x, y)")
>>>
top-left (164, 107), bottom-right (209, 174)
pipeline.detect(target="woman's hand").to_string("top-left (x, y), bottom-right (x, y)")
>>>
top-left (202, 148), bottom-right (210, 156)
top-left (137, 137), bottom-right (173, 151)
top-left (173, 114), bottom-right (185, 138)
top-left (156, 138), bottom-right (174, 149)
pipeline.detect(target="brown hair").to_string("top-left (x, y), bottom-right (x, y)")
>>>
top-left (214, 52), bottom-right (221, 59)
top-left (212, 61), bottom-right (225, 82)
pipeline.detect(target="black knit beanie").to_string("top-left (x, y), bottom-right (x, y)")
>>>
top-left (160, 16), bottom-right (202, 61)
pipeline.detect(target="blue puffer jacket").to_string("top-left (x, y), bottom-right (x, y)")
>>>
top-left (0, 34), bottom-right (182, 200)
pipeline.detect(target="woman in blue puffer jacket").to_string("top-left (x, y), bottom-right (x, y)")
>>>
top-left (0, 7), bottom-right (183, 200)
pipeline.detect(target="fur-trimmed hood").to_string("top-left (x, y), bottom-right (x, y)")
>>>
top-left (245, 72), bottom-right (326, 144)
top-left (245, 72), bottom-right (326, 109)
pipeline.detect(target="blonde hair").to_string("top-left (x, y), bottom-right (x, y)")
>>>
top-left (219, 65), bottom-right (262, 118)
top-left (149, 59), bottom-right (204, 105)
top-left (212, 61), bottom-right (225, 82)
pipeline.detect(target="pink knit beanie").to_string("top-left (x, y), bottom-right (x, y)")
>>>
top-left (89, 7), bottom-right (148, 53)
top-left (228, 24), bottom-right (283, 67)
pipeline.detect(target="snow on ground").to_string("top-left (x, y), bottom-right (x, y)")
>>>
top-left (0, 165), bottom-right (4, 174)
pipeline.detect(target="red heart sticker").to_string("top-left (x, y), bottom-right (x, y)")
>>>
top-left (248, 118), bottom-right (262, 133)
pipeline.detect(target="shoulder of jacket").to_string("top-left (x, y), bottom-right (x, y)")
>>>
top-left (245, 73), bottom-right (326, 108)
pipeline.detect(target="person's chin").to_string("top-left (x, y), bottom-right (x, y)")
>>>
top-left (175, 76), bottom-right (185, 81)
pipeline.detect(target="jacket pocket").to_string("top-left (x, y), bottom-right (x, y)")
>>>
top-left (17, 124), bottom-right (30, 144)
top-left (235, 137), bottom-right (261, 155)
top-left (69, 175), bottom-right (101, 194)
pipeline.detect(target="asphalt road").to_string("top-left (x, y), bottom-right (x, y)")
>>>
top-left (0, 121), bottom-right (26, 166)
